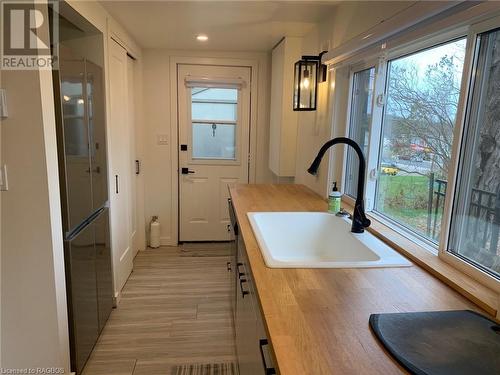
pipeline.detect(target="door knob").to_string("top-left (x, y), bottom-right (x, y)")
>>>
top-left (181, 167), bottom-right (195, 174)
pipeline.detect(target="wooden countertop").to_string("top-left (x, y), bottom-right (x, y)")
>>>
top-left (229, 184), bottom-right (487, 375)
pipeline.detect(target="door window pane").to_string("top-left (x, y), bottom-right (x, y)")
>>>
top-left (192, 123), bottom-right (236, 159)
top-left (375, 39), bottom-right (466, 242)
top-left (191, 87), bottom-right (238, 160)
top-left (192, 102), bottom-right (236, 121)
top-left (345, 67), bottom-right (375, 198)
top-left (449, 29), bottom-right (500, 279)
top-left (191, 87), bottom-right (237, 121)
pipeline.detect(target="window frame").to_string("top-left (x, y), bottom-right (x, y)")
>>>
top-left (439, 15), bottom-right (500, 293)
top-left (337, 11), bottom-right (500, 294)
top-left (374, 35), bottom-right (469, 250)
top-left (341, 59), bottom-right (386, 210)
top-left (187, 86), bottom-right (243, 165)
top-left (342, 61), bottom-right (378, 201)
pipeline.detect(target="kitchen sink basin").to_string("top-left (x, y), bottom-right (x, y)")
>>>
top-left (247, 212), bottom-right (411, 268)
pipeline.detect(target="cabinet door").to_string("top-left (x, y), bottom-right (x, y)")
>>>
top-left (235, 266), bottom-right (258, 375)
top-left (256, 308), bottom-right (276, 374)
top-left (236, 239), bottom-right (268, 375)
top-left (228, 199), bottom-right (238, 322)
top-left (228, 237), bottom-right (237, 324)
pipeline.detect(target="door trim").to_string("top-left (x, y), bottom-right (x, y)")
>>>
top-left (169, 56), bottom-right (259, 245)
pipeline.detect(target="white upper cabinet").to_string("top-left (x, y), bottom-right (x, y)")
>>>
top-left (269, 37), bottom-right (302, 177)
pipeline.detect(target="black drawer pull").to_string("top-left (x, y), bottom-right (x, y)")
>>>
top-left (259, 339), bottom-right (276, 375)
top-left (226, 261), bottom-right (232, 272)
top-left (239, 279), bottom-right (249, 298)
top-left (237, 262), bottom-right (245, 278)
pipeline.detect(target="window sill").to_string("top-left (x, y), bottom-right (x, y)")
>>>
top-left (342, 198), bottom-right (499, 318)
top-left (368, 211), bottom-right (440, 254)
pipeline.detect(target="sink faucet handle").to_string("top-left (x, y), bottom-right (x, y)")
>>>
top-left (361, 214), bottom-right (371, 228)
top-left (355, 201), bottom-right (371, 228)
top-left (336, 208), bottom-right (351, 219)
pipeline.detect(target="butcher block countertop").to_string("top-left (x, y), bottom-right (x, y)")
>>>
top-left (229, 184), bottom-right (487, 375)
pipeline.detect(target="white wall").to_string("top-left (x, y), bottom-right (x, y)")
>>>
top-left (294, 1), bottom-right (420, 197)
top-left (142, 49), bottom-right (274, 245)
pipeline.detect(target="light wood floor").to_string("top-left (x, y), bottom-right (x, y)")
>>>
top-left (82, 244), bottom-right (236, 375)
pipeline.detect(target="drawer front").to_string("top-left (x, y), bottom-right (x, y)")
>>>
top-left (235, 236), bottom-right (277, 375)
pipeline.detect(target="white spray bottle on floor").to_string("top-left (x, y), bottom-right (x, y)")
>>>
top-left (150, 216), bottom-right (161, 248)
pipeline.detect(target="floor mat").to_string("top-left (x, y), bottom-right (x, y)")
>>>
top-left (171, 362), bottom-right (237, 375)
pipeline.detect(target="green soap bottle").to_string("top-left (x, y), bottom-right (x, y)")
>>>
top-left (328, 182), bottom-right (342, 214)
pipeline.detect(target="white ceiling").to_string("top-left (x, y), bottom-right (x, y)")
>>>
top-left (100, 1), bottom-right (339, 51)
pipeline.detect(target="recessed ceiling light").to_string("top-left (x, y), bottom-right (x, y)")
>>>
top-left (196, 34), bottom-right (208, 42)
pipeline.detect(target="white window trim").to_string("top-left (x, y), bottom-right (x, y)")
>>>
top-left (342, 61), bottom-right (381, 207)
top-left (187, 86), bottom-right (243, 166)
top-left (439, 15), bottom-right (500, 294)
top-left (339, 58), bottom-right (387, 212)
top-left (334, 8), bottom-right (500, 297)
top-left (371, 33), bottom-right (469, 250)
top-left (340, 63), bottom-right (359, 197)
top-left (365, 57), bottom-right (387, 212)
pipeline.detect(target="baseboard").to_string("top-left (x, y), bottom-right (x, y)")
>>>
top-left (113, 290), bottom-right (121, 307)
top-left (160, 236), bottom-right (176, 246)
top-left (119, 245), bottom-right (131, 262)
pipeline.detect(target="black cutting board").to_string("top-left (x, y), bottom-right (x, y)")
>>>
top-left (369, 310), bottom-right (500, 375)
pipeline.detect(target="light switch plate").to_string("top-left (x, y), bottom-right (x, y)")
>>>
top-left (157, 134), bottom-right (168, 145)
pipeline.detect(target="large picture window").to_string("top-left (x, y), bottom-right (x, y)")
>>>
top-left (374, 39), bottom-right (466, 243)
top-left (340, 10), bottom-right (500, 299)
top-left (448, 27), bottom-right (500, 279)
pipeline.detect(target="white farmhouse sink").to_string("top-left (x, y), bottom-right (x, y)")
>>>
top-left (247, 212), bottom-right (411, 268)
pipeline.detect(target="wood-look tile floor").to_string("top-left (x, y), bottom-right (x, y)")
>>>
top-left (82, 244), bottom-right (236, 375)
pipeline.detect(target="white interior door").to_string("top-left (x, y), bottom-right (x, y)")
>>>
top-left (127, 55), bottom-right (138, 256)
top-left (129, 56), bottom-right (146, 253)
top-left (108, 39), bottom-right (133, 295)
top-left (178, 64), bottom-right (251, 241)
